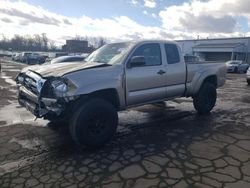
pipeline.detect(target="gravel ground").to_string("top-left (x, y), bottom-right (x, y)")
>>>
top-left (0, 59), bottom-right (250, 188)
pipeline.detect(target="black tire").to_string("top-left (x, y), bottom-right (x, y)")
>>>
top-left (193, 83), bottom-right (217, 114)
top-left (70, 98), bottom-right (118, 147)
top-left (247, 79), bottom-right (250, 85)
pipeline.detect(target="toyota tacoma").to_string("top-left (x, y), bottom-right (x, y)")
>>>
top-left (16, 40), bottom-right (227, 147)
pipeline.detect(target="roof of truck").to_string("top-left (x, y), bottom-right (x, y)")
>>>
top-left (132, 39), bottom-right (178, 44)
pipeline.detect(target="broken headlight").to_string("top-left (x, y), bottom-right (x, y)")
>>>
top-left (16, 73), bottom-right (24, 84)
top-left (51, 78), bottom-right (77, 97)
top-left (17, 75), bottom-right (24, 83)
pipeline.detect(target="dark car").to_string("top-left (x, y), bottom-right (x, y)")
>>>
top-left (20, 52), bottom-right (46, 65)
top-left (50, 56), bottom-right (85, 64)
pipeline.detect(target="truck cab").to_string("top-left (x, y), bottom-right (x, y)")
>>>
top-left (125, 41), bottom-right (186, 106)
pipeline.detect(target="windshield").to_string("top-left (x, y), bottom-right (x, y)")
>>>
top-left (85, 42), bottom-right (134, 64)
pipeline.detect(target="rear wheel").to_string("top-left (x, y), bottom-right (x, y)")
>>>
top-left (70, 98), bottom-right (118, 147)
top-left (247, 79), bottom-right (250, 85)
top-left (193, 83), bottom-right (217, 114)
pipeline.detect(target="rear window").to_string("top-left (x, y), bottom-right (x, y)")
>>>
top-left (164, 44), bottom-right (180, 64)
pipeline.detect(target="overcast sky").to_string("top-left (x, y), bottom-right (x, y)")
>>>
top-left (0, 0), bottom-right (250, 44)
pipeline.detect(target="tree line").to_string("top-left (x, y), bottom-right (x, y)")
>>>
top-left (0, 33), bottom-right (57, 51)
top-left (0, 34), bottom-right (107, 52)
top-left (75, 35), bottom-right (107, 49)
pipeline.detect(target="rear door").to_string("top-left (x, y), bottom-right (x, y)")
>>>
top-left (164, 43), bottom-right (186, 98)
top-left (126, 43), bottom-right (167, 106)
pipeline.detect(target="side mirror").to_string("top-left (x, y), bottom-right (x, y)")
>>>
top-left (128, 56), bottom-right (146, 68)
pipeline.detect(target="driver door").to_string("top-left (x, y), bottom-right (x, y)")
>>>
top-left (125, 43), bottom-right (167, 106)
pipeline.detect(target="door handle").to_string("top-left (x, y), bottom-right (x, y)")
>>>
top-left (157, 70), bottom-right (166, 75)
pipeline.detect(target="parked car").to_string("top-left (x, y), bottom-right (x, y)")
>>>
top-left (11, 53), bottom-right (17, 60)
top-left (246, 67), bottom-right (250, 85)
top-left (226, 60), bottom-right (249, 73)
top-left (49, 52), bottom-right (68, 59)
top-left (46, 52), bottom-right (69, 62)
top-left (20, 52), bottom-right (31, 63)
top-left (40, 55), bottom-right (49, 63)
top-left (12, 53), bottom-right (21, 61)
top-left (0, 50), bottom-right (12, 57)
top-left (81, 53), bottom-right (90, 58)
top-left (16, 40), bottom-right (227, 147)
top-left (50, 56), bottom-right (85, 64)
top-left (20, 52), bottom-right (46, 65)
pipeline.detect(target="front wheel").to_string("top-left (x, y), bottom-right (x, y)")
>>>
top-left (70, 98), bottom-right (118, 148)
top-left (193, 83), bottom-right (217, 114)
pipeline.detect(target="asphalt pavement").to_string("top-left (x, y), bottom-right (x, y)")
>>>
top-left (0, 59), bottom-right (250, 188)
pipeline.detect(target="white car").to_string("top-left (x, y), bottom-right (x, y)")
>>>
top-left (226, 60), bottom-right (249, 73)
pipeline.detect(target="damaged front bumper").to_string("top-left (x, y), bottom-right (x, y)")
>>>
top-left (16, 70), bottom-right (79, 119)
top-left (16, 71), bottom-right (69, 119)
top-left (18, 85), bottom-right (64, 118)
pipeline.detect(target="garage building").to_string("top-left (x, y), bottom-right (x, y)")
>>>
top-left (176, 37), bottom-right (250, 63)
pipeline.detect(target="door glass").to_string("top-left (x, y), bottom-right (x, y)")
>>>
top-left (132, 43), bottom-right (162, 66)
top-left (165, 44), bottom-right (180, 64)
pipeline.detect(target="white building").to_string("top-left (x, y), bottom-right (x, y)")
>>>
top-left (176, 37), bottom-right (250, 63)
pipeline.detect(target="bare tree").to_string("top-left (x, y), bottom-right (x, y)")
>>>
top-left (41, 33), bottom-right (48, 51)
top-left (0, 34), bottom-right (107, 52)
top-left (97, 37), bottom-right (106, 48)
top-left (48, 40), bottom-right (57, 51)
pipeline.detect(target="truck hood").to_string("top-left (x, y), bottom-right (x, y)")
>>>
top-left (22, 62), bottom-right (110, 77)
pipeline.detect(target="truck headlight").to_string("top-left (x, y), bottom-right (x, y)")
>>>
top-left (50, 78), bottom-right (77, 97)
top-left (51, 79), bottom-right (68, 97)
top-left (16, 73), bottom-right (24, 84)
top-left (17, 75), bottom-right (24, 83)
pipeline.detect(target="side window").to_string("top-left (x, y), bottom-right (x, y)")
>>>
top-left (132, 43), bottom-right (162, 66)
top-left (165, 44), bottom-right (180, 64)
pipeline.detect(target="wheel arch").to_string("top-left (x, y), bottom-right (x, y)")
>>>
top-left (89, 88), bottom-right (120, 110)
top-left (203, 75), bottom-right (218, 87)
top-left (192, 74), bottom-right (218, 95)
top-left (71, 88), bottom-right (120, 110)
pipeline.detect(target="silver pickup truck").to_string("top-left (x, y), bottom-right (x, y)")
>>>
top-left (16, 40), bottom-right (227, 147)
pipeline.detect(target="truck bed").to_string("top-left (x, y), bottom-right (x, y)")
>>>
top-left (185, 62), bottom-right (227, 96)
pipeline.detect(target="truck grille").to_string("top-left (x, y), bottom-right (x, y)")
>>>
top-left (24, 76), bottom-right (38, 95)
top-left (17, 71), bottom-right (43, 96)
